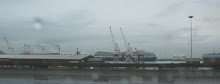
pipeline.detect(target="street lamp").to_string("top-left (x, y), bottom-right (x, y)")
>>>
top-left (188, 16), bottom-right (193, 62)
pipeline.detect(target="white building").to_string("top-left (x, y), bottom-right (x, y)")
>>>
top-left (173, 54), bottom-right (186, 61)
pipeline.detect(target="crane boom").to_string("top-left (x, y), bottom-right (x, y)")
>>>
top-left (120, 28), bottom-right (133, 62)
top-left (110, 27), bottom-right (116, 52)
top-left (3, 37), bottom-right (13, 54)
top-left (115, 43), bottom-right (120, 54)
top-left (127, 43), bottom-right (133, 55)
top-left (120, 28), bottom-right (128, 50)
top-left (109, 27), bottom-right (119, 63)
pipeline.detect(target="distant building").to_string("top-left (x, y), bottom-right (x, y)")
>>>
top-left (173, 54), bottom-right (186, 61)
top-left (203, 53), bottom-right (220, 64)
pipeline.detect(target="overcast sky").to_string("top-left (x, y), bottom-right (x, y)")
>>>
top-left (0, 0), bottom-right (219, 58)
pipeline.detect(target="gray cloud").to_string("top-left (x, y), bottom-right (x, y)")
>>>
top-left (0, 0), bottom-right (219, 58)
top-left (202, 17), bottom-right (220, 22)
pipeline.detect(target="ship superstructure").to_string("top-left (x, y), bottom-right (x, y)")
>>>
top-left (94, 50), bottom-right (157, 61)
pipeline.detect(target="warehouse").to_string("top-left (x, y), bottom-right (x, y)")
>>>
top-left (203, 53), bottom-right (220, 64)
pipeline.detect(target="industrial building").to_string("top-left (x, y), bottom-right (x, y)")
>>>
top-left (173, 54), bottom-right (186, 61)
top-left (203, 53), bottom-right (220, 64)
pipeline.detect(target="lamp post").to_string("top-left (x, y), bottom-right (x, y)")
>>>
top-left (188, 16), bottom-right (193, 63)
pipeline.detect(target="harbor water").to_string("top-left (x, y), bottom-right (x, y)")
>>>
top-left (0, 69), bottom-right (219, 84)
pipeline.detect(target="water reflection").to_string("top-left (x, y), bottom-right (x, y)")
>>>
top-left (0, 73), bottom-right (220, 84)
top-left (0, 70), bottom-right (220, 84)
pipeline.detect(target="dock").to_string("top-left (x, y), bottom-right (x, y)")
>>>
top-left (0, 62), bottom-right (219, 69)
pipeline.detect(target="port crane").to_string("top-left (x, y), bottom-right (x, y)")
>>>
top-left (57, 45), bottom-right (60, 54)
top-left (24, 44), bottom-right (30, 54)
top-left (3, 37), bottom-right (13, 54)
top-left (120, 28), bottom-right (133, 63)
top-left (110, 27), bottom-right (120, 63)
top-left (41, 46), bottom-right (46, 55)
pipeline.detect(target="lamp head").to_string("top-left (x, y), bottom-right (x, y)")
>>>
top-left (188, 16), bottom-right (193, 18)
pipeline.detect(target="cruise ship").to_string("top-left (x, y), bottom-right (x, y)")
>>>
top-left (94, 50), bottom-right (157, 61)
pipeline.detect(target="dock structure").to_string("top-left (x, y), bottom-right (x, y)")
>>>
top-left (0, 52), bottom-right (220, 70)
top-left (0, 62), bottom-right (219, 68)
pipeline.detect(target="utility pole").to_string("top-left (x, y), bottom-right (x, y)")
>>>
top-left (188, 16), bottom-right (193, 63)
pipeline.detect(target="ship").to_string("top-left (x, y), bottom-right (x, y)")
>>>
top-left (0, 45), bottom-right (94, 65)
top-left (93, 50), bottom-right (157, 61)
